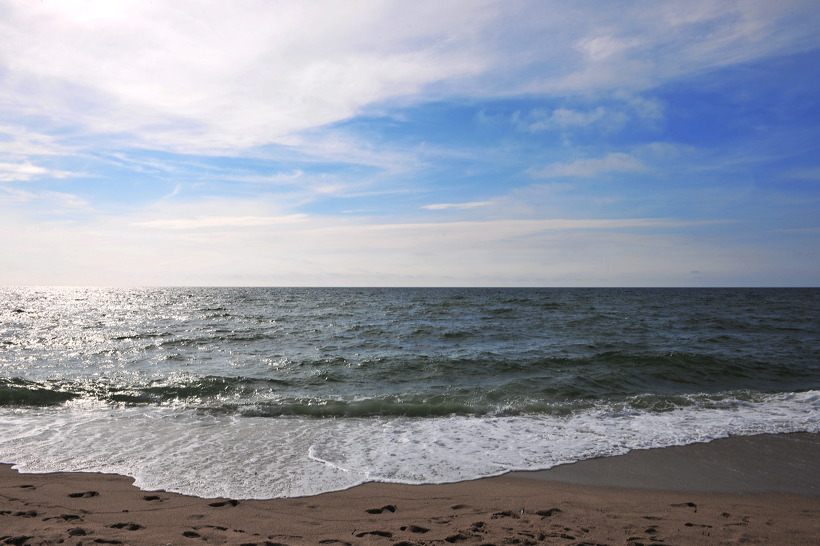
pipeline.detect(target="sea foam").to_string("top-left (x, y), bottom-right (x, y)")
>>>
top-left (0, 389), bottom-right (816, 499)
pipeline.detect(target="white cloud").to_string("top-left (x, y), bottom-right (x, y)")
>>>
top-left (575, 35), bottom-right (640, 62)
top-left (0, 126), bottom-right (69, 158)
top-left (0, 185), bottom-right (92, 211)
top-left (421, 201), bottom-right (492, 210)
top-left (514, 106), bottom-right (632, 134)
top-left (516, 107), bottom-right (610, 132)
top-left (0, 161), bottom-right (76, 182)
top-left (348, 217), bottom-right (719, 235)
top-left (0, 162), bottom-right (49, 182)
top-left (135, 214), bottom-right (307, 230)
top-left (38, 190), bottom-right (92, 211)
top-left (549, 107), bottom-right (610, 127)
top-left (530, 1), bottom-right (820, 94)
top-left (512, 91), bottom-right (664, 134)
top-left (532, 153), bottom-right (645, 179)
top-left (1, 1), bottom-right (816, 154)
top-left (0, 1), bottom-right (493, 152)
top-left (616, 92), bottom-right (665, 121)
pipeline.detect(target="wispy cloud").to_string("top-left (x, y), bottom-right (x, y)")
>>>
top-left (135, 214), bottom-right (307, 230)
top-left (0, 126), bottom-right (69, 158)
top-left (0, 1), bottom-right (818, 286)
top-left (0, 162), bottom-right (75, 182)
top-left (0, 162), bottom-right (49, 182)
top-left (0, 1), bottom-right (493, 152)
top-left (421, 201), bottom-right (493, 210)
top-left (531, 153), bottom-right (645, 179)
top-left (785, 167), bottom-right (820, 181)
top-left (575, 34), bottom-right (641, 63)
top-left (514, 107), bottom-right (625, 133)
top-left (0, 186), bottom-right (92, 212)
top-left (2, 1), bottom-right (816, 154)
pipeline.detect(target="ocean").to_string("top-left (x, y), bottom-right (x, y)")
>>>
top-left (0, 287), bottom-right (817, 499)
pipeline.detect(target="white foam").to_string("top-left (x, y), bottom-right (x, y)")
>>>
top-left (0, 390), bottom-right (817, 499)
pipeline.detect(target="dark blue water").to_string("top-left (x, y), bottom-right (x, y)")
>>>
top-left (0, 287), bottom-right (817, 498)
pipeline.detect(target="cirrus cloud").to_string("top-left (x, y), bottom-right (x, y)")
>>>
top-left (531, 153), bottom-right (645, 179)
top-left (421, 201), bottom-right (493, 211)
top-left (135, 214), bottom-right (308, 230)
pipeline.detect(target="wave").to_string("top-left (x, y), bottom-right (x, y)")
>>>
top-left (2, 340), bottom-right (815, 417)
top-left (0, 376), bottom-right (291, 408)
top-left (0, 378), bottom-right (77, 406)
top-left (0, 372), bottom-right (811, 422)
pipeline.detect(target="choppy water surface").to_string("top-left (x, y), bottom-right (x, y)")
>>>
top-left (1, 287), bottom-right (818, 498)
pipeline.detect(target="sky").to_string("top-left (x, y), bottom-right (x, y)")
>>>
top-left (1, 0), bottom-right (819, 287)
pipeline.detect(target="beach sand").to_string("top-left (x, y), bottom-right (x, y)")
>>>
top-left (1, 433), bottom-right (817, 545)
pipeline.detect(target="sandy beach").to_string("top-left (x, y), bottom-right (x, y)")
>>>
top-left (1, 433), bottom-right (818, 545)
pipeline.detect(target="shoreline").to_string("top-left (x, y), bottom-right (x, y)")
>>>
top-left (510, 432), bottom-right (820, 497)
top-left (1, 433), bottom-right (818, 544)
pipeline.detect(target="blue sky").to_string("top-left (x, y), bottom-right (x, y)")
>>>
top-left (1, 0), bottom-right (819, 286)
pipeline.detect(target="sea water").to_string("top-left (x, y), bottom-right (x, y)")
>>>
top-left (0, 287), bottom-right (817, 498)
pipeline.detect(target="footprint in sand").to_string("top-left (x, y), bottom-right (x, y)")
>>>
top-left (399, 524), bottom-right (429, 533)
top-left (208, 499), bottom-right (239, 507)
top-left (12, 510), bottom-right (37, 518)
top-left (68, 491), bottom-right (100, 498)
top-left (354, 530), bottom-right (393, 538)
top-left (109, 522), bottom-right (144, 531)
top-left (535, 508), bottom-right (562, 518)
top-left (3, 538), bottom-right (35, 546)
top-left (365, 504), bottom-right (396, 514)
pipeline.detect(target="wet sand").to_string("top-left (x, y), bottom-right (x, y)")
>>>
top-left (1, 433), bottom-right (818, 545)
top-left (513, 432), bottom-right (820, 497)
